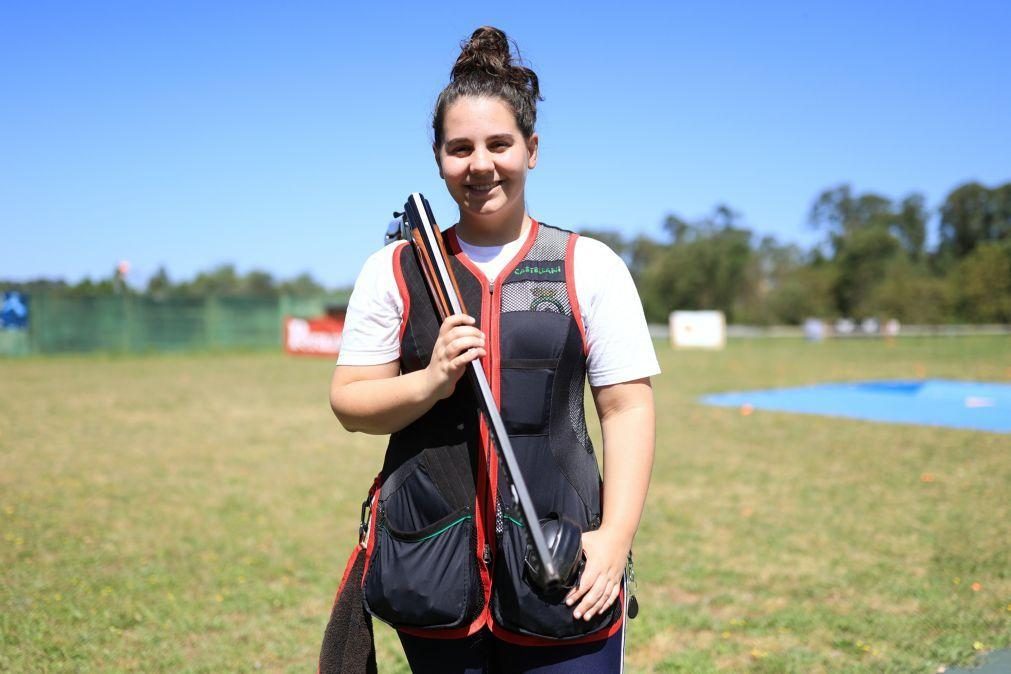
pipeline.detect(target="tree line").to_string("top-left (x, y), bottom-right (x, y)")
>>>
top-left (4, 180), bottom-right (1009, 324)
top-left (2, 265), bottom-right (337, 301)
top-left (582, 180), bottom-right (1010, 325)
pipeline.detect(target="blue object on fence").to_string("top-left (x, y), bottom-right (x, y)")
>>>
top-left (1, 291), bottom-right (28, 329)
top-left (701, 379), bottom-right (1011, 434)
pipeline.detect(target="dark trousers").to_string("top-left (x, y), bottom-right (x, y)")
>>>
top-left (398, 623), bottom-right (625, 674)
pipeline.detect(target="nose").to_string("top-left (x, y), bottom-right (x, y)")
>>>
top-left (469, 147), bottom-right (494, 174)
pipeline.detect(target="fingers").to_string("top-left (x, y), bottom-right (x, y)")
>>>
top-left (583, 580), bottom-right (621, 620)
top-left (440, 333), bottom-right (485, 368)
top-left (565, 559), bottom-right (622, 621)
top-left (571, 571), bottom-right (610, 620)
top-left (574, 573), bottom-right (620, 620)
top-left (564, 575), bottom-right (589, 606)
top-left (438, 313), bottom-right (477, 335)
top-left (446, 334), bottom-right (485, 357)
top-left (558, 526), bottom-right (629, 622)
top-left (426, 314), bottom-right (486, 398)
top-left (436, 315), bottom-right (485, 366)
top-left (449, 345), bottom-right (486, 370)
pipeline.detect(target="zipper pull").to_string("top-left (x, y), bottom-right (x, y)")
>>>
top-left (489, 280), bottom-right (495, 295)
top-left (483, 543), bottom-right (492, 566)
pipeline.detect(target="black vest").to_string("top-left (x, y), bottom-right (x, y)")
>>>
top-left (361, 220), bottom-right (622, 643)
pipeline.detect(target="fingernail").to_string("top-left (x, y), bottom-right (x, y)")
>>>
top-left (573, 612), bottom-right (581, 619)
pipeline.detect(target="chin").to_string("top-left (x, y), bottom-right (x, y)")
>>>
top-left (472, 202), bottom-right (505, 215)
top-left (460, 194), bottom-right (512, 217)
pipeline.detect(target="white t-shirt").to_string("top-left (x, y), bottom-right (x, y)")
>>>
top-left (337, 228), bottom-right (660, 387)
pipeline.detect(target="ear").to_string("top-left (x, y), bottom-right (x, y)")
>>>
top-left (526, 133), bottom-right (539, 170)
top-left (433, 144), bottom-right (444, 179)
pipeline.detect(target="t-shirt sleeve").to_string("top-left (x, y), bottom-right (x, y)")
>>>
top-left (336, 243), bottom-right (404, 366)
top-left (575, 237), bottom-right (661, 387)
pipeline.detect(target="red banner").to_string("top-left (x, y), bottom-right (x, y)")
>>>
top-left (283, 315), bottom-right (344, 357)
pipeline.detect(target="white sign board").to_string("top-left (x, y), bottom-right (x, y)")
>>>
top-left (670, 311), bottom-right (726, 349)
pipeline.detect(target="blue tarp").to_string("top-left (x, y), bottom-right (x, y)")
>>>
top-left (701, 379), bottom-right (1011, 434)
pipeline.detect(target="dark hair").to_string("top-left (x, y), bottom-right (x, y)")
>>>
top-left (432, 26), bottom-right (542, 149)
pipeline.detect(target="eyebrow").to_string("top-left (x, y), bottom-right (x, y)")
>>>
top-left (444, 133), bottom-right (516, 145)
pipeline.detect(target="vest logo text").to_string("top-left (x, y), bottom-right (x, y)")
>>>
top-left (512, 263), bottom-right (563, 277)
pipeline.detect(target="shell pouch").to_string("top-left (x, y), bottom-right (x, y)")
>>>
top-left (363, 454), bottom-right (482, 629)
top-left (490, 512), bottom-right (619, 639)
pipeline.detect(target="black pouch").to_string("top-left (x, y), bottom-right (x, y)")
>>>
top-left (500, 358), bottom-right (557, 435)
top-left (490, 515), bottom-right (620, 639)
top-left (362, 458), bottom-right (482, 629)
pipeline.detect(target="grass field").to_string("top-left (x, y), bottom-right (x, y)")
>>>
top-left (2, 336), bottom-right (1008, 673)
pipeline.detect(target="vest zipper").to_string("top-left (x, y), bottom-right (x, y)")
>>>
top-left (477, 269), bottom-right (497, 621)
top-left (485, 278), bottom-right (495, 484)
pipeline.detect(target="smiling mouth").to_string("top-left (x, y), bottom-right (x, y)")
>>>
top-left (465, 181), bottom-right (502, 194)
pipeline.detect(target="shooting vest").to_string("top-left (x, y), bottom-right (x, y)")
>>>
top-left (360, 220), bottom-right (623, 644)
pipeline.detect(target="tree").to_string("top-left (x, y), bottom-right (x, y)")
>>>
top-left (662, 214), bottom-right (691, 245)
top-left (949, 240), bottom-right (1011, 322)
top-left (180, 264), bottom-right (241, 297)
top-left (863, 257), bottom-right (950, 323)
top-left (833, 226), bottom-right (901, 316)
top-left (577, 228), bottom-right (627, 262)
top-left (764, 264), bottom-right (837, 324)
top-left (278, 272), bottom-right (326, 297)
top-left (893, 194), bottom-right (927, 261)
top-left (808, 184), bottom-right (931, 316)
top-left (627, 234), bottom-right (664, 281)
top-left (640, 205), bottom-right (753, 322)
top-left (809, 185), bottom-right (894, 256)
top-left (67, 270), bottom-right (120, 297)
top-left (939, 181), bottom-right (1011, 259)
top-left (146, 266), bottom-right (172, 300)
top-left (734, 237), bottom-right (811, 325)
top-left (242, 269), bottom-right (277, 297)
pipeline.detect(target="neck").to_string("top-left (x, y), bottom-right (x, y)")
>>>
top-left (456, 200), bottom-right (530, 246)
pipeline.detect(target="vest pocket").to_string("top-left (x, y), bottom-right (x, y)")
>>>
top-left (500, 358), bottom-right (557, 435)
top-left (363, 457), bottom-right (482, 629)
top-left (491, 517), bottom-right (619, 639)
top-left (363, 505), bottom-right (481, 629)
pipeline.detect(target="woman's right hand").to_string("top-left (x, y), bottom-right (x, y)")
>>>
top-left (425, 314), bottom-right (486, 400)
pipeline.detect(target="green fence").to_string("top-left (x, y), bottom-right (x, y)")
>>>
top-left (2, 293), bottom-right (348, 355)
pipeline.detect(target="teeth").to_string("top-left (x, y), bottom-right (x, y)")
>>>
top-left (468, 183), bottom-right (497, 191)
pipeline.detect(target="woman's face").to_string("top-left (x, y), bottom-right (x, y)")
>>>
top-left (436, 96), bottom-right (538, 222)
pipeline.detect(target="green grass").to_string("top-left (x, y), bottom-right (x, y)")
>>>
top-left (1, 337), bottom-right (1008, 672)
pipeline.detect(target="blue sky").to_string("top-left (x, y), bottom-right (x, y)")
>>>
top-left (2, 1), bottom-right (1009, 288)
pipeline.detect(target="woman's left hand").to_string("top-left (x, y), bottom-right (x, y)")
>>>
top-left (564, 525), bottom-right (630, 621)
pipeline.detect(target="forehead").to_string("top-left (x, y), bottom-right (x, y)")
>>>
top-left (442, 96), bottom-right (521, 141)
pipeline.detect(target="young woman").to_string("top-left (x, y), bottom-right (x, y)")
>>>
top-left (329, 26), bottom-right (658, 674)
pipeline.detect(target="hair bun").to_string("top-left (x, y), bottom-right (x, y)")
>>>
top-left (452, 27), bottom-right (512, 81)
top-left (451, 26), bottom-right (541, 102)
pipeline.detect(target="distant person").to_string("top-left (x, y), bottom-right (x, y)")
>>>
top-left (328, 26), bottom-right (658, 673)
